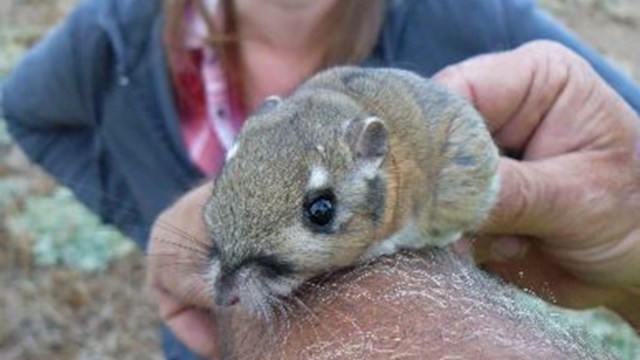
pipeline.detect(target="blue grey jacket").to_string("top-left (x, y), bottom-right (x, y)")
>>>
top-left (3, 0), bottom-right (640, 252)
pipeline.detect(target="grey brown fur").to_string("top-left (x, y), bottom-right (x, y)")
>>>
top-left (204, 67), bottom-right (500, 313)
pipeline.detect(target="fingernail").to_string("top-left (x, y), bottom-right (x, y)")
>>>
top-left (490, 237), bottom-right (527, 261)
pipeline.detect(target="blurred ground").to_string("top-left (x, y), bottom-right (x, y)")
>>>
top-left (541, 0), bottom-right (640, 80)
top-left (0, 1), bottom-right (639, 360)
top-left (0, 2), bottom-right (163, 358)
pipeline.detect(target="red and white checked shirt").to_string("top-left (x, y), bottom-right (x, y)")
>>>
top-left (174, 1), bottom-right (245, 176)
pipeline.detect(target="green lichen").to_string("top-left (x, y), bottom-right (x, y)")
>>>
top-left (5, 187), bottom-right (135, 272)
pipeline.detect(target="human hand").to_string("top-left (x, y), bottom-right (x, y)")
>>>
top-left (147, 182), bottom-right (220, 359)
top-left (434, 41), bottom-right (640, 326)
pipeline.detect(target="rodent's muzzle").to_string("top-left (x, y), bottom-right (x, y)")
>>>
top-left (214, 255), bottom-right (296, 306)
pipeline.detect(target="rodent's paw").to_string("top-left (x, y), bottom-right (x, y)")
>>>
top-left (427, 107), bottom-right (500, 232)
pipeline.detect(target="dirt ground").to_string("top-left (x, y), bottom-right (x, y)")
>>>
top-left (0, 1), bottom-right (639, 360)
top-left (541, 0), bottom-right (640, 80)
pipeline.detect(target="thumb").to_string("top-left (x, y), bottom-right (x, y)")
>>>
top-left (482, 157), bottom-right (583, 237)
top-left (147, 181), bottom-right (216, 309)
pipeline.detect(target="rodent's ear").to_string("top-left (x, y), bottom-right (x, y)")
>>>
top-left (345, 116), bottom-right (388, 168)
top-left (254, 95), bottom-right (283, 115)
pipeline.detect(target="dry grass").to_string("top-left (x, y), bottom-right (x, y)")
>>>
top-left (0, 241), bottom-right (162, 360)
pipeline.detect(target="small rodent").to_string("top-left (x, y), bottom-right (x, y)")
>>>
top-left (204, 67), bottom-right (500, 313)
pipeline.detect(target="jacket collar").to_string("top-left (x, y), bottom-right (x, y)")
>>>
top-left (97, 0), bottom-right (161, 82)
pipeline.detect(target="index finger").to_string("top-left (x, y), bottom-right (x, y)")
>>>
top-left (432, 41), bottom-right (608, 236)
top-left (433, 40), bottom-right (575, 154)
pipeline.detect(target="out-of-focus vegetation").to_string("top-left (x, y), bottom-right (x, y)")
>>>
top-left (0, 27), bottom-right (39, 81)
top-left (0, 3), bottom-right (160, 360)
top-left (0, 0), bottom-right (136, 273)
top-left (0, 120), bottom-right (12, 153)
top-left (5, 188), bottom-right (135, 272)
top-left (0, 0), bottom-right (66, 80)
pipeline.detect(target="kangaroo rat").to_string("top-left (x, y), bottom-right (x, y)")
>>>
top-left (204, 67), bottom-right (500, 313)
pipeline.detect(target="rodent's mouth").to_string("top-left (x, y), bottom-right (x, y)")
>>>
top-left (224, 273), bottom-right (305, 319)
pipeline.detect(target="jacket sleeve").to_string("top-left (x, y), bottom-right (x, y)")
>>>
top-left (502, 0), bottom-right (640, 114)
top-left (1, 0), bottom-right (110, 219)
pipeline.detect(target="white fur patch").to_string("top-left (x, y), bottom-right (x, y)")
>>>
top-left (358, 161), bottom-right (382, 180)
top-left (263, 95), bottom-right (283, 104)
top-left (427, 230), bottom-right (463, 247)
top-left (363, 116), bottom-right (380, 127)
top-left (226, 142), bottom-right (239, 161)
top-left (360, 220), bottom-right (462, 261)
top-left (204, 258), bottom-right (221, 291)
top-left (308, 165), bottom-right (330, 189)
top-left (361, 221), bottom-right (422, 261)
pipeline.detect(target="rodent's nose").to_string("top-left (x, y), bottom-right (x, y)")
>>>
top-left (215, 291), bottom-right (239, 306)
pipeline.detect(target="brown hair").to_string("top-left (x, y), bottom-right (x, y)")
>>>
top-left (164, 0), bottom-right (386, 114)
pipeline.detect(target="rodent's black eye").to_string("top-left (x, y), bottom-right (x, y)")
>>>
top-left (303, 190), bottom-right (336, 232)
top-left (308, 198), bottom-right (333, 225)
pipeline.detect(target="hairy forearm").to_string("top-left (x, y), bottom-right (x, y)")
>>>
top-left (217, 249), bottom-right (616, 360)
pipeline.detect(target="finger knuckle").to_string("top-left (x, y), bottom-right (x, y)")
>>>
top-left (522, 40), bottom-right (577, 61)
top-left (490, 164), bottom-right (533, 230)
top-left (508, 165), bottom-right (536, 226)
top-left (522, 40), bottom-right (590, 72)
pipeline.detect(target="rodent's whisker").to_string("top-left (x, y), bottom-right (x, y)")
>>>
top-left (149, 236), bottom-right (210, 257)
top-left (149, 237), bottom-right (209, 257)
top-left (183, 280), bottom-right (214, 305)
top-left (290, 295), bottom-right (322, 328)
top-left (271, 299), bottom-right (292, 326)
top-left (146, 253), bottom-right (209, 266)
top-left (145, 250), bottom-right (206, 259)
top-left (145, 256), bottom-right (207, 270)
top-left (150, 263), bottom-right (206, 273)
top-left (153, 220), bottom-right (211, 247)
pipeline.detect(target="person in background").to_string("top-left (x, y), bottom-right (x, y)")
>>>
top-left (2, 0), bottom-right (639, 359)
